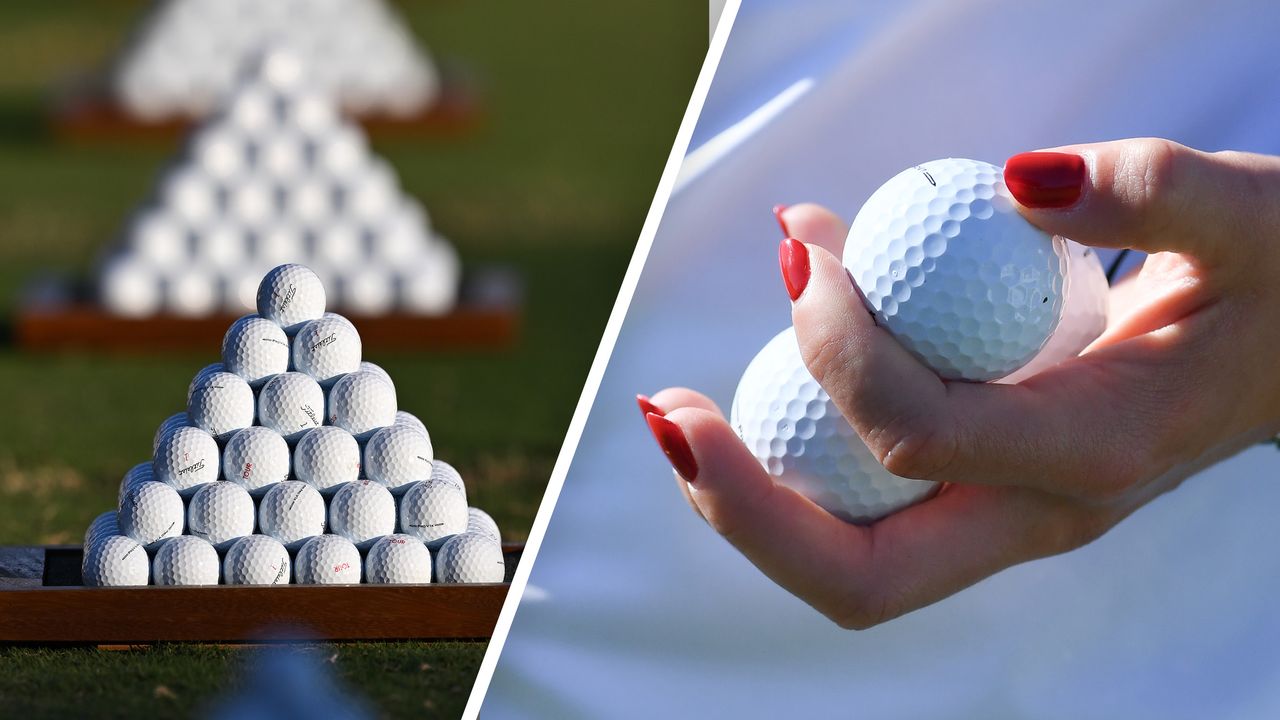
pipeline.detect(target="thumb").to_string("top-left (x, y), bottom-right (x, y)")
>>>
top-left (1003, 138), bottom-right (1277, 264)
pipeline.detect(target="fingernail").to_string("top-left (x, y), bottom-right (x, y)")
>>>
top-left (1004, 152), bottom-right (1086, 208)
top-left (636, 394), bottom-right (664, 418)
top-left (644, 413), bottom-right (698, 482)
top-left (779, 238), bottom-right (810, 302)
top-left (772, 204), bottom-right (790, 236)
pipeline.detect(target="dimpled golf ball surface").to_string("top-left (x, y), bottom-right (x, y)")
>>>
top-left (153, 412), bottom-right (192, 452)
top-left (365, 534), bottom-right (432, 584)
top-left (257, 372), bottom-right (325, 442)
top-left (258, 481), bottom-right (327, 550)
top-left (732, 328), bottom-right (938, 524)
top-left (394, 410), bottom-right (427, 436)
top-left (294, 535), bottom-right (361, 584)
top-left (84, 511), bottom-right (121, 553)
top-left (328, 371), bottom-right (397, 440)
top-left (222, 426), bottom-right (291, 496)
top-left (327, 480), bottom-right (396, 549)
top-left (222, 314), bottom-right (291, 387)
top-left (154, 425), bottom-right (221, 496)
top-left (1001, 240), bottom-right (1109, 383)
top-left (257, 263), bottom-right (326, 334)
top-left (399, 478), bottom-right (467, 548)
top-left (429, 460), bottom-right (467, 501)
top-left (187, 371), bottom-right (256, 442)
top-left (293, 426), bottom-right (361, 494)
top-left (224, 535), bottom-right (291, 585)
top-left (119, 480), bottom-right (186, 547)
top-left (186, 482), bottom-right (255, 551)
top-left (118, 461), bottom-right (155, 508)
top-left (363, 424), bottom-right (433, 492)
top-left (843, 158), bottom-right (1068, 381)
top-left (467, 506), bottom-right (500, 542)
top-left (436, 533), bottom-right (505, 584)
top-left (83, 534), bottom-right (150, 587)
top-left (153, 535), bottom-right (220, 586)
top-left (292, 315), bottom-right (362, 387)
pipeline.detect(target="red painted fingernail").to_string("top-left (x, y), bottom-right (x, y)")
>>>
top-left (1004, 152), bottom-right (1086, 209)
top-left (636, 394), bottom-right (664, 418)
top-left (772, 204), bottom-right (790, 236)
top-left (779, 238), bottom-right (810, 302)
top-left (644, 413), bottom-right (698, 482)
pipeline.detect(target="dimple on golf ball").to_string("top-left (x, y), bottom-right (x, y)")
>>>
top-left (221, 426), bottom-right (291, 497)
top-left (186, 481), bottom-right (256, 552)
top-left (364, 534), bottom-right (432, 584)
top-left (223, 535), bottom-right (291, 585)
top-left (435, 532), bottom-right (505, 584)
top-left (256, 371), bottom-right (325, 443)
top-left (257, 263), bottom-right (326, 334)
top-left (294, 535), bottom-right (361, 585)
top-left (221, 314), bottom-right (291, 388)
top-left (292, 315), bottom-right (362, 387)
top-left (258, 480), bottom-right (327, 551)
top-left (293, 425), bottom-right (361, 495)
top-left (327, 480), bottom-right (396, 550)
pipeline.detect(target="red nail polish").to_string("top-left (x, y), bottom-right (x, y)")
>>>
top-left (778, 238), bottom-right (810, 302)
top-left (1004, 152), bottom-right (1086, 209)
top-left (645, 413), bottom-right (698, 482)
top-left (636, 394), bottom-right (664, 418)
top-left (772, 204), bottom-right (790, 236)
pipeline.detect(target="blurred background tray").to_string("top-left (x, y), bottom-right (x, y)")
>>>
top-left (0, 543), bottom-right (522, 644)
top-left (13, 265), bottom-right (522, 353)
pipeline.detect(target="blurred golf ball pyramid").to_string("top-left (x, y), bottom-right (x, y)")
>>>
top-left (82, 265), bottom-right (505, 587)
top-left (97, 45), bottom-right (461, 319)
top-left (112, 0), bottom-right (441, 121)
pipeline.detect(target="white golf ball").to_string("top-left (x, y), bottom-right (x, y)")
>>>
top-left (338, 265), bottom-right (397, 316)
top-left (363, 424), bottom-right (432, 494)
top-left (153, 425), bottom-right (221, 497)
top-left (153, 412), bottom-right (193, 453)
top-left (398, 477), bottom-right (467, 549)
top-left (1001, 240), bottom-right (1110, 383)
top-left (186, 481), bottom-right (256, 551)
top-left (229, 177), bottom-right (277, 226)
top-left (293, 425), bottom-right (361, 495)
top-left (117, 461), bottom-right (156, 509)
top-left (257, 263), bottom-right (326, 334)
top-left (843, 158), bottom-right (1068, 381)
top-left (190, 126), bottom-right (247, 182)
top-left (292, 315), bottom-right (362, 387)
top-left (327, 370), bottom-right (397, 441)
top-left (360, 361), bottom-right (392, 387)
top-left (364, 534), bottom-right (431, 584)
top-left (223, 534), bottom-right (291, 585)
top-left (163, 168), bottom-right (218, 226)
top-left (393, 410), bottom-right (427, 437)
top-left (258, 481), bottom-right (326, 551)
top-left (222, 426), bottom-right (291, 497)
top-left (187, 370), bottom-right (256, 443)
top-left (294, 535), bottom-right (361, 585)
top-left (256, 371), bottom-right (325, 443)
top-left (221, 314), bottom-right (291, 387)
top-left (165, 265), bottom-right (221, 317)
top-left (193, 221), bottom-right (249, 272)
top-left (84, 510), bottom-right (121, 553)
top-left (118, 480), bottom-right (185, 549)
top-left (732, 327), bottom-right (938, 524)
top-left (100, 255), bottom-right (163, 318)
top-left (82, 534), bottom-right (150, 587)
top-left (435, 533), bottom-right (505, 584)
top-left (429, 460), bottom-right (467, 502)
top-left (327, 480), bottom-right (396, 550)
top-left (397, 242), bottom-right (460, 315)
top-left (467, 507), bottom-right (500, 543)
top-left (130, 211), bottom-right (189, 270)
top-left (187, 363), bottom-right (225, 403)
top-left (153, 535), bottom-right (220, 586)
top-left (255, 224), bottom-right (306, 268)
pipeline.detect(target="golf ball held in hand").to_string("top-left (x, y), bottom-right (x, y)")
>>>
top-left (843, 158), bottom-right (1069, 381)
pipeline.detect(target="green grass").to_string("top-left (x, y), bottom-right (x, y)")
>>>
top-left (0, 0), bottom-right (704, 716)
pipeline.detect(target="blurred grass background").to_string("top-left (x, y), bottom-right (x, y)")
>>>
top-left (0, 0), bottom-right (704, 717)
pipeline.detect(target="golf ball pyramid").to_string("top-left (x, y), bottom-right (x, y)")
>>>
top-left (83, 265), bottom-right (505, 587)
top-left (97, 45), bottom-right (462, 319)
top-left (843, 158), bottom-right (1069, 381)
top-left (732, 327), bottom-right (939, 525)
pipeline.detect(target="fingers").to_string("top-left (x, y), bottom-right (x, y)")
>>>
top-left (786, 239), bottom-right (1180, 501)
top-left (776, 203), bottom-right (848, 255)
top-left (1005, 139), bottom-right (1280, 265)
top-left (640, 388), bottom-right (724, 522)
top-left (643, 404), bottom-right (1107, 628)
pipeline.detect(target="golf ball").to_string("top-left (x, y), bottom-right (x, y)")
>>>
top-left (732, 327), bottom-right (938, 524)
top-left (186, 482), bottom-right (256, 551)
top-left (118, 481), bottom-right (186, 549)
top-left (187, 370), bottom-right (256, 443)
top-left (222, 314), bottom-right (291, 388)
top-left (360, 361), bottom-right (393, 388)
top-left (222, 426), bottom-right (291, 497)
top-left (293, 426), bottom-right (361, 495)
top-left (435, 533), bottom-right (505, 584)
top-left (117, 461), bottom-right (156, 510)
top-left (82, 534), bottom-right (150, 587)
top-left (394, 410), bottom-right (427, 437)
top-left (363, 424), bottom-right (433, 494)
top-left (257, 263), bottom-right (326, 334)
top-left (187, 363), bottom-right (226, 403)
top-left (84, 510), bottom-right (121, 553)
top-left (256, 371), bottom-right (325, 443)
top-left (843, 158), bottom-right (1068, 381)
top-left (153, 412), bottom-right (193, 453)
top-left (258, 480), bottom-right (327, 551)
top-left (428, 460), bottom-right (466, 502)
top-left (466, 507), bottom-right (500, 543)
top-left (294, 535), bottom-right (361, 585)
top-left (398, 476), bottom-right (467, 549)
top-left (154, 425), bottom-right (220, 497)
top-left (223, 535), bottom-right (291, 585)
top-left (327, 370), bottom-right (396, 441)
top-left (292, 315), bottom-right (362, 387)
top-left (153, 535), bottom-right (220, 586)
top-left (364, 534), bottom-right (432, 584)
top-left (327, 480), bottom-right (396, 550)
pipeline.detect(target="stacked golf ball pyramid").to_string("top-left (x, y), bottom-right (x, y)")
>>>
top-left (112, 0), bottom-right (440, 121)
top-left (97, 45), bottom-right (461, 319)
top-left (81, 263), bottom-right (506, 587)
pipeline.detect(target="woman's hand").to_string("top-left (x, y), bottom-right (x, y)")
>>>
top-left (640, 139), bottom-right (1280, 629)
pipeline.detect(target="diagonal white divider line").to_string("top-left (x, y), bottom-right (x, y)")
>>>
top-left (461, 2), bottom-right (744, 716)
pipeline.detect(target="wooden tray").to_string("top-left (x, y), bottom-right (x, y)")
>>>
top-left (0, 543), bottom-right (522, 644)
top-left (13, 266), bottom-right (522, 353)
top-left (50, 63), bottom-right (482, 144)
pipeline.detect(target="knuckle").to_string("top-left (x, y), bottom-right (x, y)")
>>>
top-left (874, 418), bottom-right (959, 482)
